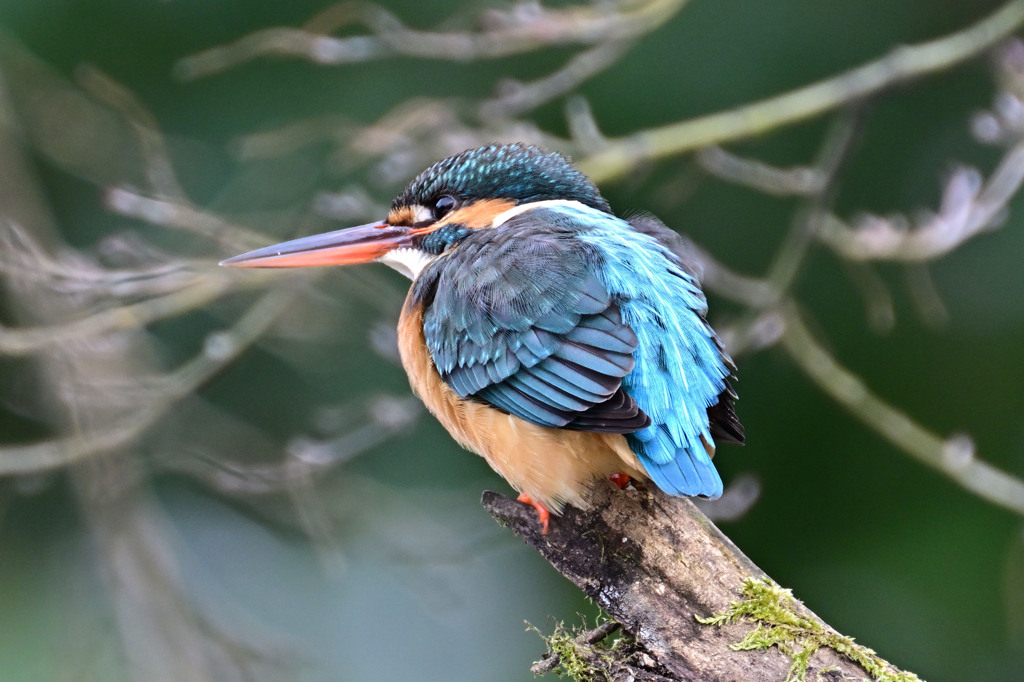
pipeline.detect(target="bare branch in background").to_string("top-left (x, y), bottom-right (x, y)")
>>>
top-left (695, 146), bottom-right (826, 197)
top-left (564, 96), bottom-right (609, 153)
top-left (105, 187), bottom-right (274, 252)
top-left (0, 286), bottom-right (299, 475)
top-left (172, 395), bottom-right (421, 497)
top-left (703, 112), bottom-right (1024, 514)
top-left (843, 260), bottom-right (898, 333)
top-left (76, 65), bottom-right (187, 201)
top-left (780, 302), bottom-right (1024, 516)
top-left (0, 273), bottom-right (233, 356)
top-left (478, 39), bottom-right (634, 120)
top-left (577, 0), bottom-right (1024, 181)
top-left (903, 263), bottom-right (950, 328)
top-left (174, 0), bottom-right (690, 79)
top-left (0, 222), bottom-right (201, 299)
top-left (677, 35), bottom-right (1024, 515)
top-left (818, 144), bottom-right (1024, 261)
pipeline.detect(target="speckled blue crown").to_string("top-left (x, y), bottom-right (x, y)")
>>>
top-left (393, 143), bottom-right (611, 213)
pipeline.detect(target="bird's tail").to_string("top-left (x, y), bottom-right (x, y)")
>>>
top-left (629, 426), bottom-right (724, 499)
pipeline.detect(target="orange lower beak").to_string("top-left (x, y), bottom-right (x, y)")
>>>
top-left (219, 222), bottom-right (414, 268)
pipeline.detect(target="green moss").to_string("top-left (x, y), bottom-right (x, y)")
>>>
top-left (529, 617), bottom-right (628, 681)
top-left (697, 577), bottom-right (922, 682)
top-left (547, 622), bottom-right (601, 680)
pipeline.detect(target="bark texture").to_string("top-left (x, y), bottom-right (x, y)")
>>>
top-left (482, 484), bottom-right (913, 681)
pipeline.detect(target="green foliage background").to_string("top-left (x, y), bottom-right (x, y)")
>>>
top-left (0, 1), bottom-right (1022, 681)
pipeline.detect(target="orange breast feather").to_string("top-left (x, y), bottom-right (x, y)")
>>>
top-left (397, 296), bottom-right (644, 512)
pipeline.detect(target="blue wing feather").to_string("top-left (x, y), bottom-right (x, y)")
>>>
top-left (530, 360), bottom-right (614, 401)
top-left (507, 373), bottom-right (592, 412)
top-left (417, 224), bottom-right (648, 433)
top-left (571, 207), bottom-right (732, 497)
top-left (415, 203), bottom-right (739, 498)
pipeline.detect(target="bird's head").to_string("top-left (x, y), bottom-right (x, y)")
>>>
top-left (220, 143), bottom-right (610, 278)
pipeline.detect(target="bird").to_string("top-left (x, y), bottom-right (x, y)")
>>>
top-left (221, 143), bottom-right (744, 534)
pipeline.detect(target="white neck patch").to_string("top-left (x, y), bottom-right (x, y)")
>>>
top-left (377, 247), bottom-right (437, 281)
top-left (492, 199), bottom-right (592, 227)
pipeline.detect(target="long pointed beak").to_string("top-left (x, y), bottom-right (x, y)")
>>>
top-left (219, 221), bottom-right (414, 268)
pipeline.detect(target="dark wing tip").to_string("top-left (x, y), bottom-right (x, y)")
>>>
top-left (707, 385), bottom-right (745, 445)
top-left (563, 388), bottom-right (651, 434)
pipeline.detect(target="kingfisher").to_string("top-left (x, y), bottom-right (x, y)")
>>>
top-left (222, 143), bottom-right (743, 533)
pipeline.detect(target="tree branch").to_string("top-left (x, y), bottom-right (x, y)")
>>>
top-left (174, 0), bottom-right (688, 80)
top-left (779, 302), bottom-right (1024, 516)
top-left (578, 0), bottom-right (1024, 182)
top-left (483, 486), bottom-right (919, 681)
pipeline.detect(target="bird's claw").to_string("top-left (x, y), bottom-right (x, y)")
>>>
top-left (610, 473), bottom-right (631, 490)
top-left (516, 493), bottom-right (551, 534)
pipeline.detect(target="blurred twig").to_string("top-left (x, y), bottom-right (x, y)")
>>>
top-left (691, 95), bottom-right (1024, 516)
top-left (175, 0), bottom-right (689, 79)
top-left (780, 302), bottom-right (1024, 515)
top-left (76, 65), bottom-right (187, 200)
top-left (0, 288), bottom-right (299, 474)
top-left (0, 267), bottom-right (234, 356)
top-left (173, 395), bottom-right (421, 497)
top-left (715, 108), bottom-right (863, 356)
top-left (105, 187), bottom-right (271, 252)
top-left (695, 146), bottom-right (826, 197)
top-left (578, 0), bottom-right (1024, 181)
top-left (478, 39), bottom-right (634, 120)
top-left (818, 146), bottom-right (1024, 261)
top-left (765, 109), bottom-right (862, 297)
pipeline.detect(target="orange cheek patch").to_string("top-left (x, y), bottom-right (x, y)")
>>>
top-left (387, 206), bottom-right (416, 226)
top-left (440, 198), bottom-right (517, 230)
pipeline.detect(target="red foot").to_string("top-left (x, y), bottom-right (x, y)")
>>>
top-left (610, 473), bottom-right (631, 490)
top-left (516, 493), bottom-right (551, 535)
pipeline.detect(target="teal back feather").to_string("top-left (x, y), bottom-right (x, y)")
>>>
top-left (559, 204), bottom-right (730, 497)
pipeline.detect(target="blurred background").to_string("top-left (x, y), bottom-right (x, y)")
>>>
top-left (1, 1), bottom-right (1023, 680)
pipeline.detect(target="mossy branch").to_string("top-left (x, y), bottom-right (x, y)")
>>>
top-left (483, 486), bottom-right (922, 682)
top-left (698, 578), bottom-right (920, 682)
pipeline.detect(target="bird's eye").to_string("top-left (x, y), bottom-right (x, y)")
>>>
top-left (432, 195), bottom-right (456, 220)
